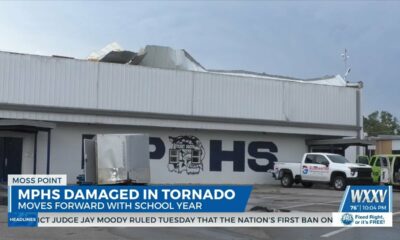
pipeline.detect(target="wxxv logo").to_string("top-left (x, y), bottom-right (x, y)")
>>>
top-left (351, 189), bottom-right (388, 203)
top-left (340, 185), bottom-right (392, 213)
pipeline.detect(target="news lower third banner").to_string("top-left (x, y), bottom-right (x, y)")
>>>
top-left (7, 175), bottom-right (393, 227)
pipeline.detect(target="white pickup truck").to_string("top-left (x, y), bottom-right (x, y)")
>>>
top-left (272, 153), bottom-right (373, 190)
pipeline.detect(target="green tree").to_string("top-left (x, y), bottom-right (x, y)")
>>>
top-left (363, 111), bottom-right (400, 136)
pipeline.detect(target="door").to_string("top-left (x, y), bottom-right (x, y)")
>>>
top-left (370, 156), bottom-right (380, 183)
top-left (0, 138), bottom-right (4, 182)
top-left (84, 139), bottom-right (96, 183)
top-left (0, 137), bottom-right (23, 183)
top-left (301, 154), bottom-right (330, 182)
top-left (380, 156), bottom-right (390, 184)
top-left (392, 157), bottom-right (400, 185)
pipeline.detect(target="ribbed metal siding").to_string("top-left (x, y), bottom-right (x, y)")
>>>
top-left (284, 82), bottom-right (356, 125)
top-left (98, 64), bottom-right (193, 115)
top-left (193, 72), bottom-right (284, 120)
top-left (0, 51), bottom-right (358, 126)
top-left (192, 73), bottom-right (356, 125)
top-left (0, 52), bottom-right (98, 108)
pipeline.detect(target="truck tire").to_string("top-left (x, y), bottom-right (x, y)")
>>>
top-left (301, 182), bottom-right (313, 188)
top-left (281, 174), bottom-right (294, 188)
top-left (333, 175), bottom-right (347, 191)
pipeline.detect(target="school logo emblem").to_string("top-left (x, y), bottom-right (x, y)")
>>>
top-left (302, 166), bottom-right (309, 174)
top-left (167, 136), bottom-right (205, 175)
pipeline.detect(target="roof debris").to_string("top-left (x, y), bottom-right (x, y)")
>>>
top-left (87, 42), bottom-right (350, 87)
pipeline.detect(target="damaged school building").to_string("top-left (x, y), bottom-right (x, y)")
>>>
top-left (0, 43), bottom-right (365, 184)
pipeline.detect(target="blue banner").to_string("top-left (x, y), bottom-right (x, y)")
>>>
top-left (9, 185), bottom-right (252, 213)
top-left (8, 212), bottom-right (38, 227)
top-left (339, 185), bottom-right (392, 213)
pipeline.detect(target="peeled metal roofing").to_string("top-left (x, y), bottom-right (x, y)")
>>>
top-left (134, 45), bottom-right (206, 72)
top-left (88, 42), bottom-right (138, 64)
top-left (209, 69), bottom-right (347, 86)
top-left (88, 42), bottom-right (124, 61)
top-left (99, 50), bottom-right (137, 64)
top-left (88, 43), bottom-right (206, 72)
top-left (87, 42), bottom-right (350, 87)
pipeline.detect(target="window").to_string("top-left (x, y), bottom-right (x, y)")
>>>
top-left (305, 155), bottom-right (329, 165)
top-left (357, 156), bottom-right (369, 165)
top-left (169, 149), bottom-right (179, 164)
top-left (81, 134), bottom-right (95, 169)
top-left (305, 155), bottom-right (315, 164)
top-left (370, 157), bottom-right (376, 166)
top-left (376, 158), bottom-right (381, 167)
top-left (192, 150), bottom-right (201, 164)
top-left (327, 154), bottom-right (349, 164)
top-left (315, 155), bottom-right (329, 165)
top-left (380, 157), bottom-right (388, 167)
top-left (393, 157), bottom-right (400, 173)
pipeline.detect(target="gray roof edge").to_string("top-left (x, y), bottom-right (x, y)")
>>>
top-left (370, 135), bottom-right (400, 140)
top-left (306, 138), bottom-right (374, 146)
top-left (208, 69), bottom-right (337, 81)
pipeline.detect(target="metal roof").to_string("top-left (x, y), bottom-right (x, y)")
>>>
top-left (0, 49), bottom-right (360, 135)
top-left (87, 43), bottom-right (357, 87)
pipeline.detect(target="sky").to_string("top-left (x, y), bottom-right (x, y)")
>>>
top-left (0, 1), bottom-right (399, 117)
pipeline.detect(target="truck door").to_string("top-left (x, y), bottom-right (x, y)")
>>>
top-left (393, 157), bottom-right (400, 185)
top-left (301, 154), bottom-right (316, 181)
top-left (370, 156), bottom-right (380, 183)
top-left (380, 157), bottom-right (390, 184)
top-left (301, 154), bottom-right (329, 181)
top-left (315, 155), bottom-right (330, 182)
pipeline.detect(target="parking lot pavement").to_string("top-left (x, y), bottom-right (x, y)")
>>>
top-left (248, 184), bottom-right (345, 212)
top-left (250, 184), bottom-right (400, 239)
top-left (1, 185), bottom-right (399, 240)
top-left (250, 184), bottom-right (400, 213)
top-left (260, 213), bottom-right (400, 240)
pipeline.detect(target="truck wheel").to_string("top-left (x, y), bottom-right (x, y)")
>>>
top-left (281, 174), bottom-right (294, 188)
top-left (301, 182), bottom-right (313, 188)
top-left (333, 175), bottom-right (347, 191)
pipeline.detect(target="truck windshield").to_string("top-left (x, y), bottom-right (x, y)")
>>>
top-left (327, 155), bottom-right (349, 164)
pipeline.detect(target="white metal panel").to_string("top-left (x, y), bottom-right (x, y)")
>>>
top-left (392, 140), bottom-right (400, 150)
top-left (193, 72), bottom-right (285, 120)
top-left (285, 82), bottom-right (356, 125)
top-left (97, 63), bottom-right (193, 115)
top-left (0, 52), bottom-right (98, 108)
top-left (0, 51), bottom-right (358, 127)
top-left (0, 109), bottom-right (358, 137)
top-left (193, 72), bottom-right (357, 126)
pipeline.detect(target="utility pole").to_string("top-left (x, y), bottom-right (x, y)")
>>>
top-left (341, 48), bottom-right (351, 80)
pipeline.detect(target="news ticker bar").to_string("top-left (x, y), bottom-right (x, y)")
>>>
top-left (9, 212), bottom-right (393, 227)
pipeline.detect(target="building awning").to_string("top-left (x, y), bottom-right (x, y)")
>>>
top-left (0, 120), bottom-right (55, 132)
top-left (306, 138), bottom-right (374, 147)
top-left (369, 135), bottom-right (400, 141)
top-left (0, 119), bottom-right (55, 174)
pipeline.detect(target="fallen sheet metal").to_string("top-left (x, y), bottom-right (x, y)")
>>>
top-left (85, 134), bottom-right (150, 185)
